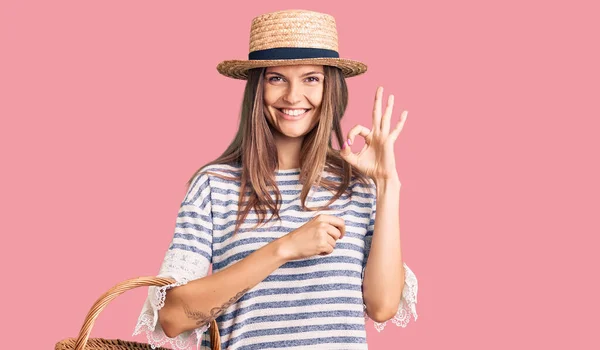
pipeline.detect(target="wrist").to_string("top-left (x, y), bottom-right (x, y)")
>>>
top-left (271, 236), bottom-right (292, 264)
top-left (373, 176), bottom-right (401, 190)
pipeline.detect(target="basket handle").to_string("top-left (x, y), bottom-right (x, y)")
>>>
top-left (73, 276), bottom-right (220, 350)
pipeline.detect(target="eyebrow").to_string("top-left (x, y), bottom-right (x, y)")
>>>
top-left (266, 71), bottom-right (325, 77)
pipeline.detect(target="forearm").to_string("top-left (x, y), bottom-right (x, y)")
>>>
top-left (362, 177), bottom-right (405, 322)
top-left (159, 238), bottom-right (289, 337)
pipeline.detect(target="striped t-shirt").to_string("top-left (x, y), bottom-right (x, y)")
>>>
top-left (133, 164), bottom-right (418, 350)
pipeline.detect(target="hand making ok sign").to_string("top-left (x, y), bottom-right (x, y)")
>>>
top-left (339, 86), bottom-right (408, 182)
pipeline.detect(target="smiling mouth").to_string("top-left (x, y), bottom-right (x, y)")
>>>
top-left (276, 108), bottom-right (312, 116)
top-left (276, 109), bottom-right (310, 121)
top-left (276, 109), bottom-right (313, 122)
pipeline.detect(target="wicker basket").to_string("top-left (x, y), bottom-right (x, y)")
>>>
top-left (55, 276), bottom-right (221, 350)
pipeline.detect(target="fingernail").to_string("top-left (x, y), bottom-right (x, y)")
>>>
top-left (347, 139), bottom-right (352, 146)
top-left (342, 142), bottom-right (347, 149)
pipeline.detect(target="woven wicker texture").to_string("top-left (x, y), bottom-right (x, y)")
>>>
top-left (249, 9), bottom-right (338, 52)
top-left (55, 338), bottom-right (171, 350)
top-left (216, 9), bottom-right (368, 80)
top-left (55, 276), bottom-right (220, 350)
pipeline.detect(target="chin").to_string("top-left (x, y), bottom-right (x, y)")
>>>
top-left (279, 129), bottom-right (308, 138)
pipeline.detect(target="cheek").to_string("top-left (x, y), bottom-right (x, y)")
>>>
top-left (263, 87), bottom-right (276, 105)
top-left (308, 90), bottom-right (324, 107)
top-left (308, 108), bottom-right (321, 126)
top-left (262, 106), bottom-right (275, 125)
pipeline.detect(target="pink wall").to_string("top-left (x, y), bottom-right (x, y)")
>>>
top-left (1, 0), bottom-right (598, 349)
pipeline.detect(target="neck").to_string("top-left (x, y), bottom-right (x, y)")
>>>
top-left (273, 133), bottom-right (303, 170)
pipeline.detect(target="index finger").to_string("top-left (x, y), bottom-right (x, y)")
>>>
top-left (316, 213), bottom-right (346, 239)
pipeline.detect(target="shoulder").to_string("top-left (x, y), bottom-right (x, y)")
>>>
top-left (184, 163), bottom-right (241, 204)
top-left (197, 163), bottom-right (243, 180)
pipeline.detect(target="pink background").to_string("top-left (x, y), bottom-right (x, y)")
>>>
top-left (1, 0), bottom-right (598, 349)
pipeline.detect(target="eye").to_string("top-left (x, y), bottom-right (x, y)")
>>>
top-left (267, 76), bottom-right (321, 83)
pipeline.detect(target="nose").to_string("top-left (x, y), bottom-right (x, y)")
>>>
top-left (282, 82), bottom-right (303, 105)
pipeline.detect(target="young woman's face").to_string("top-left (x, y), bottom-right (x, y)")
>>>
top-left (263, 65), bottom-right (324, 139)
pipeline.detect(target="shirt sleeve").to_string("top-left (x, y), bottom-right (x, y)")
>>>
top-left (132, 172), bottom-right (214, 350)
top-left (362, 180), bottom-right (419, 332)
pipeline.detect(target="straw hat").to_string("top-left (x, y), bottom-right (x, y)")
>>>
top-left (216, 9), bottom-right (368, 80)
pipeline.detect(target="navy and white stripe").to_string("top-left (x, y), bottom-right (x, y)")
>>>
top-left (133, 164), bottom-right (416, 350)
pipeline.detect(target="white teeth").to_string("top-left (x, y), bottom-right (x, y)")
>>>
top-left (281, 109), bottom-right (308, 116)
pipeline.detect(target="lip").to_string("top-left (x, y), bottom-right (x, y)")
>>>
top-left (276, 108), bottom-right (311, 121)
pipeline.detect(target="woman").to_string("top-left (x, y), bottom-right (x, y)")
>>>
top-left (133, 9), bottom-right (418, 350)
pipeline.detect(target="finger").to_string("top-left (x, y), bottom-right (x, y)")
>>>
top-left (340, 141), bottom-right (360, 168)
top-left (381, 94), bottom-right (394, 136)
top-left (372, 86), bottom-right (383, 135)
top-left (389, 110), bottom-right (408, 141)
top-left (334, 220), bottom-right (345, 239)
top-left (318, 214), bottom-right (346, 239)
top-left (346, 124), bottom-right (371, 147)
top-left (319, 236), bottom-right (335, 255)
top-left (341, 125), bottom-right (371, 166)
top-left (325, 225), bottom-right (342, 241)
top-left (334, 216), bottom-right (346, 239)
top-left (326, 234), bottom-right (337, 251)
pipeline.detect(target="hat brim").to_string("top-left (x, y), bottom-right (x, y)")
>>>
top-left (216, 57), bottom-right (367, 80)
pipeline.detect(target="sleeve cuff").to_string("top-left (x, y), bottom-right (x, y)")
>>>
top-left (363, 262), bottom-right (419, 332)
top-left (133, 274), bottom-right (210, 350)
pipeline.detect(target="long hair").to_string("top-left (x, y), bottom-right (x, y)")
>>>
top-left (187, 65), bottom-right (371, 236)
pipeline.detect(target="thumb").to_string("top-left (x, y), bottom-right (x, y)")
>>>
top-left (340, 140), bottom-right (357, 166)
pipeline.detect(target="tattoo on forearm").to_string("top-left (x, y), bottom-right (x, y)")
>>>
top-left (183, 287), bottom-right (251, 327)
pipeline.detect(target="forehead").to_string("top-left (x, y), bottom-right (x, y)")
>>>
top-left (265, 65), bottom-right (324, 75)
